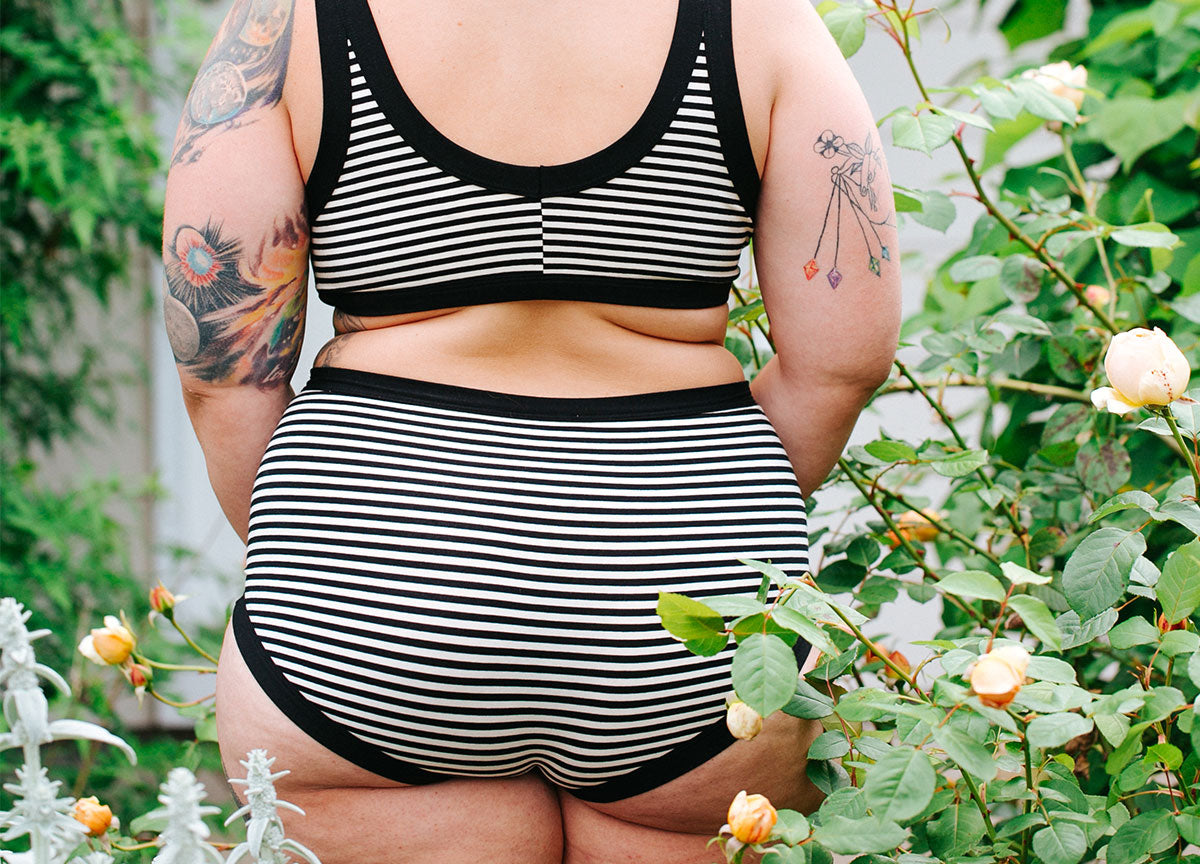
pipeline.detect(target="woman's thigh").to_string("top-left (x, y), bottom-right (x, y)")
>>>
top-left (215, 621), bottom-right (564, 864)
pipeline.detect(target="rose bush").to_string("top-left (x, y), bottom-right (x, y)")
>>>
top-left (670, 0), bottom-right (1200, 861)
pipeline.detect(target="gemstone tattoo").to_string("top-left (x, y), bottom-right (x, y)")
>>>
top-left (805, 129), bottom-right (893, 289)
top-left (164, 208), bottom-right (308, 386)
top-left (171, 0), bottom-right (296, 166)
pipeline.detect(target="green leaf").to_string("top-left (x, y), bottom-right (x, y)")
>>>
top-left (771, 607), bottom-right (838, 656)
top-left (863, 440), bottom-right (918, 463)
top-left (936, 570), bottom-right (1007, 602)
top-left (1007, 594), bottom-right (1062, 650)
top-left (949, 255), bottom-right (1003, 283)
top-left (999, 254), bottom-right (1044, 303)
top-left (977, 85), bottom-right (1024, 120)
top-left (1027, 655), bottom-right (1078, 684)
top-left (772, 809), bottom-right (812, 845)
top-left (1106, 810), bottom-right (1179, 864)
top-left (1000, 0), bottom-right (1067, 48)
top-left (1001, 561), bottom-right (1052, 586)
top-left (1156, 539), bottom-right (1200, 624)
top-left (1089, 491), bottom-right (1162, 524)
top-left (1090, 93), bottom-right (1188, 171)
top-left (933, 726), bottom-right (998, 782)
top-left (731, 633), bottom-right (798, 716)
top-left (933, 105), bottom-right (994, 131)
top-left (820, 4), bottom-right (867, 57)
top-left (1108, 616), bottom-right (1160, 649)
top-left (1158, 629), bottom-right (1199, 658)
top-left (862, 748), bottom-right (936, 823)
top-left (1076, 440), bottom-right (1132, 500)
top-left (1189, 652), bottom-right (1200, 690)
top-left (931, 450), bottom-right (989, 478)
top-left (1011, 79), bottom-right (1078, 123)
top-left (1027, 713), bottom-right (1094, 749)
top-left (783, 679), bottom-right (835, 719)
top-left (1032, 820), bottom-right (1087, 864)
top-left (812, 815), bottom-right (907, 855)
top-left (657, 592), bottom-right (727, 655)
top-left (1061, 529), bottom-right (1146, 620)
top-left (926, 801), bottom-right (987, 859)
top-left (808, 729), bottom-right (850, 760)
top-left (1110, 222), bottom-right (1181, 249)
top-left (893, 185), bottom-right (956, 232)
top-left (892, 113), bottom-right (957, 156)
top-left (1056, 608), bottom-right (1118, 651)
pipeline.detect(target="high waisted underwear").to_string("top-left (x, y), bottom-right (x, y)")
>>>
top-left (233, 366), bottom-right (810, 802)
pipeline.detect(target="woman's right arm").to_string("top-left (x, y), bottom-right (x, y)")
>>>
top-left (162, 0), bottom-right (310, 542)
top-left (748, 0), bottom-right (903, 496)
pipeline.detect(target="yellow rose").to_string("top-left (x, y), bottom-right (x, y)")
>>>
top-left (77, 615), bottom-right (135, 666)
top-left (967, 644), bottom-right (1031, 709)
top-left (1021, 61), bottom-right (1088, 111)
top-left (1091, 327), bottom-right (1192, 414)
top-left (725, 790), bottom-right (777, 844)
top-left (72, 796), bottom-right (114, 836)
top-left (726, 701), bottom-right (763, 741)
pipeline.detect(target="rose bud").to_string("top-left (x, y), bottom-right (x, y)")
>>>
top-left (1084, 285), bottom-right (1111, 307)
top-left (72, 796), bottom-right (114, 836)
top-left (967, 644), bottom-right (1031, 709)
top-left (1021, 61), bottom-right (1088, 111)
top-left (149, 582), bottom-right (176, 617)
top-left (726, 790), bottom-right (777, 844)
top-left (1158, 614), bottom-right (1187, 633)
top-left (1091, 327), bottom-right (1192, 415)
top-left (726, 701), bottom-right (763, 741)
top-left (77, 615), bottom-right (135, 666)
top-left (883, 650), bottom-right (911, 680)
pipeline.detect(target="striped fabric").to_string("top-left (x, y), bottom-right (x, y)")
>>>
top-left (236, 369), bottom-right (810, 799)
top-left (305, 0), bottom-right (757, 314)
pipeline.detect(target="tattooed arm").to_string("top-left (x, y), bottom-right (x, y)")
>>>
top-left (748, 0), bottom-right (902, 495)
top-left (163, 0), bottom-right (306, 542)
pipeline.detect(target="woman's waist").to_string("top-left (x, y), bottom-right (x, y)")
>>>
top-left (313, 300), bottom-right (746, 397)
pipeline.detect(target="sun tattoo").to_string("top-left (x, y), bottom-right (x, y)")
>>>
top-left (171, 0), bottom-right (296, 166)
top-left (805, 129), bottom-right (893, 290)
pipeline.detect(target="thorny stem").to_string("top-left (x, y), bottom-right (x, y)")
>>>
top-left (1021, 726), bottom-right (1035, 864)
top-left (891, 10), bottom-right (1120, 335)
top-left (892, 359), bottom-right (1028, 542)
top-left (826, 597), bottom-right (925, 697)
top-left (148, 688), bottom-right (216, 709)
top-left (878, 374), bottom-right (1090, 403)
top-left (960, 771), bottom-right (999, 843)
top-left (838, 458), bottom-right (990, 626)
top-left (1059, 129), bottom-right (1121, 304)
top-left (168, 615), bottom-right (219, 665)
top-left (1160, 409), bottom-right (1200, 499)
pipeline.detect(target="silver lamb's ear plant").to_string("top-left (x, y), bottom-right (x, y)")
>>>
top-left (0, 598), bottom-right (135, 864)
top-left (143, 767), bottom-right (225, 864)
top-left (224, 750), bottom-right (321, 864)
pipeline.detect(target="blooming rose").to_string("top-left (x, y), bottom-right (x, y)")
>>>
top-left (72, 796), bottom-right (114, 836)
top-left (725, 790), bottom-right (777, 844)
top-left (77, 615), bottom-right (135, 666)
top-left (1090, 327), bottom-right (1191, 414)
top-left (967, 644), bottom-right (1031, 709)
top-left (1021, 61), bottom-right (1088, 111)
top-left (726, 701), bottom-right (763, 741)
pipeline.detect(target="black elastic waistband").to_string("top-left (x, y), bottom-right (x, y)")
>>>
top-left (304, 366), bottom-right (756, 421)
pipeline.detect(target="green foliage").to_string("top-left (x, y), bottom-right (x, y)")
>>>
top-left (699, 0), bottom-right (1200, 861)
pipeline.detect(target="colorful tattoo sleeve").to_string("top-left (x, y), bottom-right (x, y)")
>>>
top-left (163, 208), bottom-right (308, 386)
top-left (171, 0), bottom-right (296, 167)
top-left (804, 129), bottom-right (893, 290)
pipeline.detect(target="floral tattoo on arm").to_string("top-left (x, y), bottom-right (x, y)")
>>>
top-left (163, 208), bottom-right (308, 386)
top-left (805, 129), bottom-right (893, 289)
top-left (170, 0), bottom-right (296, 166)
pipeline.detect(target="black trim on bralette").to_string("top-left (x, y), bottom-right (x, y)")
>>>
top-left (232, 596), bottom-right (452, 787)
top-left (317, 273), bottom-right (734, 316)
top-left (704, 0), bottom-right (762, 219)
top-left (305, 0), bottom-right (355, 221)
top-left (339, 0), bottom-right (706, 200)
top-left (305, 366), bottom-right (756, 421)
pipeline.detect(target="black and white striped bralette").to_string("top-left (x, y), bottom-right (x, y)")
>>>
top-left (305, 0), bottom-right (760, 316)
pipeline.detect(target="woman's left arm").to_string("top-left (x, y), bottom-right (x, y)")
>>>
top-left (162, 0), bottom-right (309, 543)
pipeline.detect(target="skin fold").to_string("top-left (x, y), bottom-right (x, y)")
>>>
top-left (164, 0), bottom-right (902, 860)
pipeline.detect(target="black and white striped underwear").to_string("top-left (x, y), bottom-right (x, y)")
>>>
top-left (232, 366), bottom-right (810, 802)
